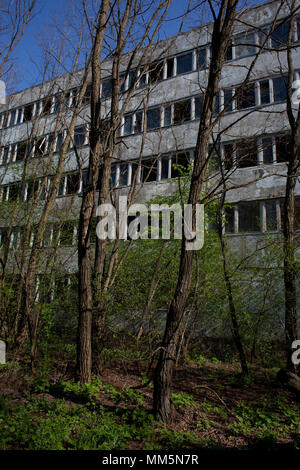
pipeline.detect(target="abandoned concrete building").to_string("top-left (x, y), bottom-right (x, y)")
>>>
top-left (0, 0), bottom-right (299, 305)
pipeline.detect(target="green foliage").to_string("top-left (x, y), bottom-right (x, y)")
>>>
top-left (171, 392), bottom-right (195, 410)
top-left (50, 377), bottom-right (102, 403)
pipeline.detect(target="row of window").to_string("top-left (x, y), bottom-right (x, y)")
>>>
top-left (1, 16), bottom-right (298, 130)
top-left (224, 198), bottom-right (300, 234)
top-left (0, 125), bottom-right (87, 165)
top-left (0, 70), bottom-right (293, 167)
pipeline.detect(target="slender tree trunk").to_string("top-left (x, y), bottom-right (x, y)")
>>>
top-left (153, 0), bottom-right (238, 422)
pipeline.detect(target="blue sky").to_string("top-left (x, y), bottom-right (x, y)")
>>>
top-left (10, 0), bottom-right (264, 92)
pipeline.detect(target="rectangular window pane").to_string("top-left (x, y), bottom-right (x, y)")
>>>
top-left (148, 62), bottom-right (164, 84)
top-left (9, 109), bottom-right (16, 126)
top-left (171, 152), bottom-right (190, 178)
top-left (66, 173), bottom-right (80, 194)
top-left (83, 83), bottom-right (92, 104)
top-left (74, 125), bottom-right (86, 147)
top-left (164, 106), bottom-right (171, 126)
top-left (177, 52), bottom-right (193, 75)
top-left (1, 146), bottom-right (9, 165)
top-left (266, 200), bottom-right (277, 231)
top-left (271, 22), bottom-right (289, 48)
top-left (134, 111), bottom-right (143, 133)
top-left (141, 159), bottom-right (157, 182)
top-left (236, 139), bottom-right (257, 167)
top-left (23, 104), bottom-right (33, 122)
top-left (147, 108), bottom-right (160, 130)
top-left (119, 163), bottom-right (128, 186)
top-left (225, 206), bottom-right (234, 233)
top-left (111, 165), bottom-right (117, 186)
top-left (237, 83), bottom-right (255, 109)
top-left (262, 137), bottom-right (273, 164)
top-left (260, 80), bottom-right (270, 104)
top-left (16, 141), bottom-right (27, 161)
top-left (161, 157), bottom-right (169, 179)
top-left (173, 100), bottom-right (191, 124)
top-left (225, 41), bottom-right (232, 61)
top-left (167, 58), bottom-right (174, 78)
top-left (235, 32), bottom-right (256, 58)
top-left (16, 108), bottom-right (22, 124)
top-left (276, 134), bottom-right (290, 162)
top-left (195, 95), bottom-right (203, 119)
top-left (102, 78), bottom-right (112, 98)
top-left (224, 89), bottom-right (233, 111)
top-left (223, 143), bottom-right (234, 170)
top-left (238, 202), bottom-right (260, 232)
top-left (123, 114), bottom-right (133, 135)
top-left (35, 137), bottom-right (47, 157)
top-left (198, 48), bottom-right (207, 69)
top-left (56, 133), bottom-right (63, 152)
top-left (273, 76), bottom-right (287, 102)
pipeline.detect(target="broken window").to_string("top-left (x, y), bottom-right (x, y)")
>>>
top-left (171, 152), bottom-right (190, 178)
top-left (16, 141), bottom-right (27, 161)
top-left (123, 114), bottom-right (133, 135)
top-left (276, 134), bottom-right (291, 163)
top-left (198, 47), bottom-right (207, 69)
top-left (74, 125), bottom-right (86, 147)
top-left (101, 78), bottom-right (113, 98)
top-left (146, 107), bottom-right (161, 130)
top-left (161, 156), bottom-right (170, 179)
top-left (34, 137), bottom-right (47, 157)
top-left (66, 172), bottom-right (80, 194)
top-left (265, 200), bottom-right (277, 231)
top-left (195, 95), bottom-right (203, 119)
top-left (41, 98), bottom-right (52, 116)
top-left (164, 106), bottom-right (172, 126)
top-left (224, 88), bottom-right (234, 112)
top-left (148, 61), bottom-right (164, 84)
top-left (23, 104), bottom-right (34, 122)
top-left (238, 201), bottom-right (260, 232)
top-left (271, 21), bottom-right (290, 48)
top-left (141, 159), bottom-right (157, 183)
top-left (26, 179), bottom-right (39, 200)
top-left (134, 111), bottom-right (143, 133)
top-left (167, 58), bottom-right (174, 78)
top-left (262, 137), bottom-right (274, 164)
top-left (236, 83), bottom-right (256, 109)
top-left (177, 52), bottom-right (193, 74)
top-left (236, 139), bottom-right (257, 167)
top-left (260, 80), bottom-right (270, 104)
top-left (223, 143), bottom-right (234, 170)
top-left (119, 163), bottom-right (128, 186)
top-left (235, 32), bottom-right (256, 59)
top-left (273, 75), bottom-right (287, 102)
top-left (173, 99), bottom-right (191, 124)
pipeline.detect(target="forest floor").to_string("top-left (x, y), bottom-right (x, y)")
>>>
top-left (0, 351), bottom-right (299, 451)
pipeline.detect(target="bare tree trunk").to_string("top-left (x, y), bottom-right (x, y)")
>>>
top-left (153, 0), bottom-right (238, 423)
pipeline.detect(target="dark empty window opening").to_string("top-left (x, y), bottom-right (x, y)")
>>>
top-left (225, 206), bottom-right (235, 233)
top-left (238, 201), bottom-right (260, 232)
top-left (177, 52), bottom-right (193, 75)
top-left (173, 100), bottom-right (191, 124)
top-left (123, 114), bottom-right (133, 135)
top-left (198, 48), bottom-right (207, 69)
top-left (223, 144), bottom-right (234, 170)
top-left (236, 83), bottom-right (256, 110)
top-left (26, 179), bottom-right (39, 200)
top-left (83, 83), bottom-right (92, 104)
top-left (119, 163), bottom-right (128, 186)
top-left (141, 159), bottom-right (157, 183)
top-left (23, 104), bottom-right (33, 122)
top-left (260, 80), bottom-right (270, 104)
top-left (134, 111), bottom-right (143, 133)
top-left (42, 98), bottom-right (52, 116)
top-left (164, 106), bottom-right (172, 126)
top-left (56, 133), bottom-right (64, 153)
top-left (16, 141), bottom-right (27, 161)
top-left (235, 32), bottom-right (257, 59)
top-left (195, 95), bottom-right (203, 119)
top-left (265, 200), bottom-right (277, 231)
top-left (1, 146), bottom-right (9, 165)
top-left (225, 41), bottom-right (232, 61)
top-left (74, 126), bottom-right (86, 147)
top-left (9, 184), bottom-right (21, 201)
top-left (236, 140), bottom-right (257, 168)
top-left (102, 78), bottom-right (113, 98)
top-left (35, 137), bottom-right (47, 157)
top-left (273, 75), bottom-right (287, 102)
top-left (148, 61), bottom-right (164, 84)
top-left (167, 58), bottom-right (174, 78)
top-left (224, 89), bottom-right (234, 112)
top-left (146, 108), bottom-right (161, 130)
top-left (66, 173), bottom-right (80, 194)
top-left (171, 152), bottom-right (190, 178)
top-left (161, 156), bottom-right (169, 179)
top-left (271, 21), bottom-right (289, 48)
top-left (276, 134), bottom-right (291, 163)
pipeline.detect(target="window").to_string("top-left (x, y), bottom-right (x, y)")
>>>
top-left (236, 139), bottom-right (257, 168)
top-left (23, 104), bottom-right (34, 122)
top-left (66, 172), bottom-right (80, 194)
top-left (2, 112), bottom-right (9, 128)
top-left (265, 200), bottom-right (277, 231)
top-left (99, 120), bottom-right (110, 142)
top-left (41, 98), bottom-right (52, 116)
top-left (16, 141), bottom-right (27, 161)
top-left (119, 163), bottom-right (128, 186)
top-left (8, 183), bottom-right (21, 201)
top-left (146, 108), bottom-right (161, 130)
top-left (148, 61), bottom-right (164, 84)
top-left (276, 134), bottom-right (290, 163)
top-left (9, 109), bottom-right (16, 126)
top-left (58, 176), bottom-right (65, 196)
top-left (236, 83), bottom-right (256, 109)
top-left (16, 108), bottom-right (22, 124)
top-left (259, 80), bottom-right (270, 104)
top-left (56, 132), bottom-right (64, 152)
top-left (54, 94), bottom-right (62, 113)
top-left (34, 137), bottom-right (47, 157)
top-left (173, 100), bottom-right (191, 124)
top-left (26, 179), bottom-right (40, 200)
top-left (195, 95), bottom-right (203, 119)
top-left (171, 152), bottom-right (190, 178)
top-left (235, 32), bottom-right (257, 58)
top-left (224, 88), bottom-right (234, 111)
top-left (161, 156), bottom-right (170, 179)
top-left (177, 52), bottom-right (193, 74)
top-left (164, 106), bottom-right (172, 126)
top-left (167, 58), bottom-right (174, 78)
top-left (198, 48), bottom-right (207, 69)
top-left (1, 146), bottom-right (9, 165)
top-left (110, 165), bottom-right (117, 186)
top-left (141, 159), bottom-right (157, 183)
top-left (225, 41), bottom-right (232, 61)
top-left (134, 111), bottom-right (143, 133)
top-left (225, 206), bottom-right (234, 233)
top-left (102, 78), bottom-right (113, 98)
top-left (83, 83), bottom-right (92, 105)
top-left (223, 143), bottom-right (234, 170)
top-left (262, 137), bottom-right (273, 164)
top-left (273, 76), bottom-right (287, 102)
top-left (123, 114), bottom-right (133, 135)
top-left (74, 125), bottom-right (86, 147)
top-left (238, 201), bottom-right (260, 232)
top-left (271, 21), bottom-right (290, 48)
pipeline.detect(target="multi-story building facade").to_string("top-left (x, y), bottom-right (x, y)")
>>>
top-left (0, 0), bottom-right (299, 285)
